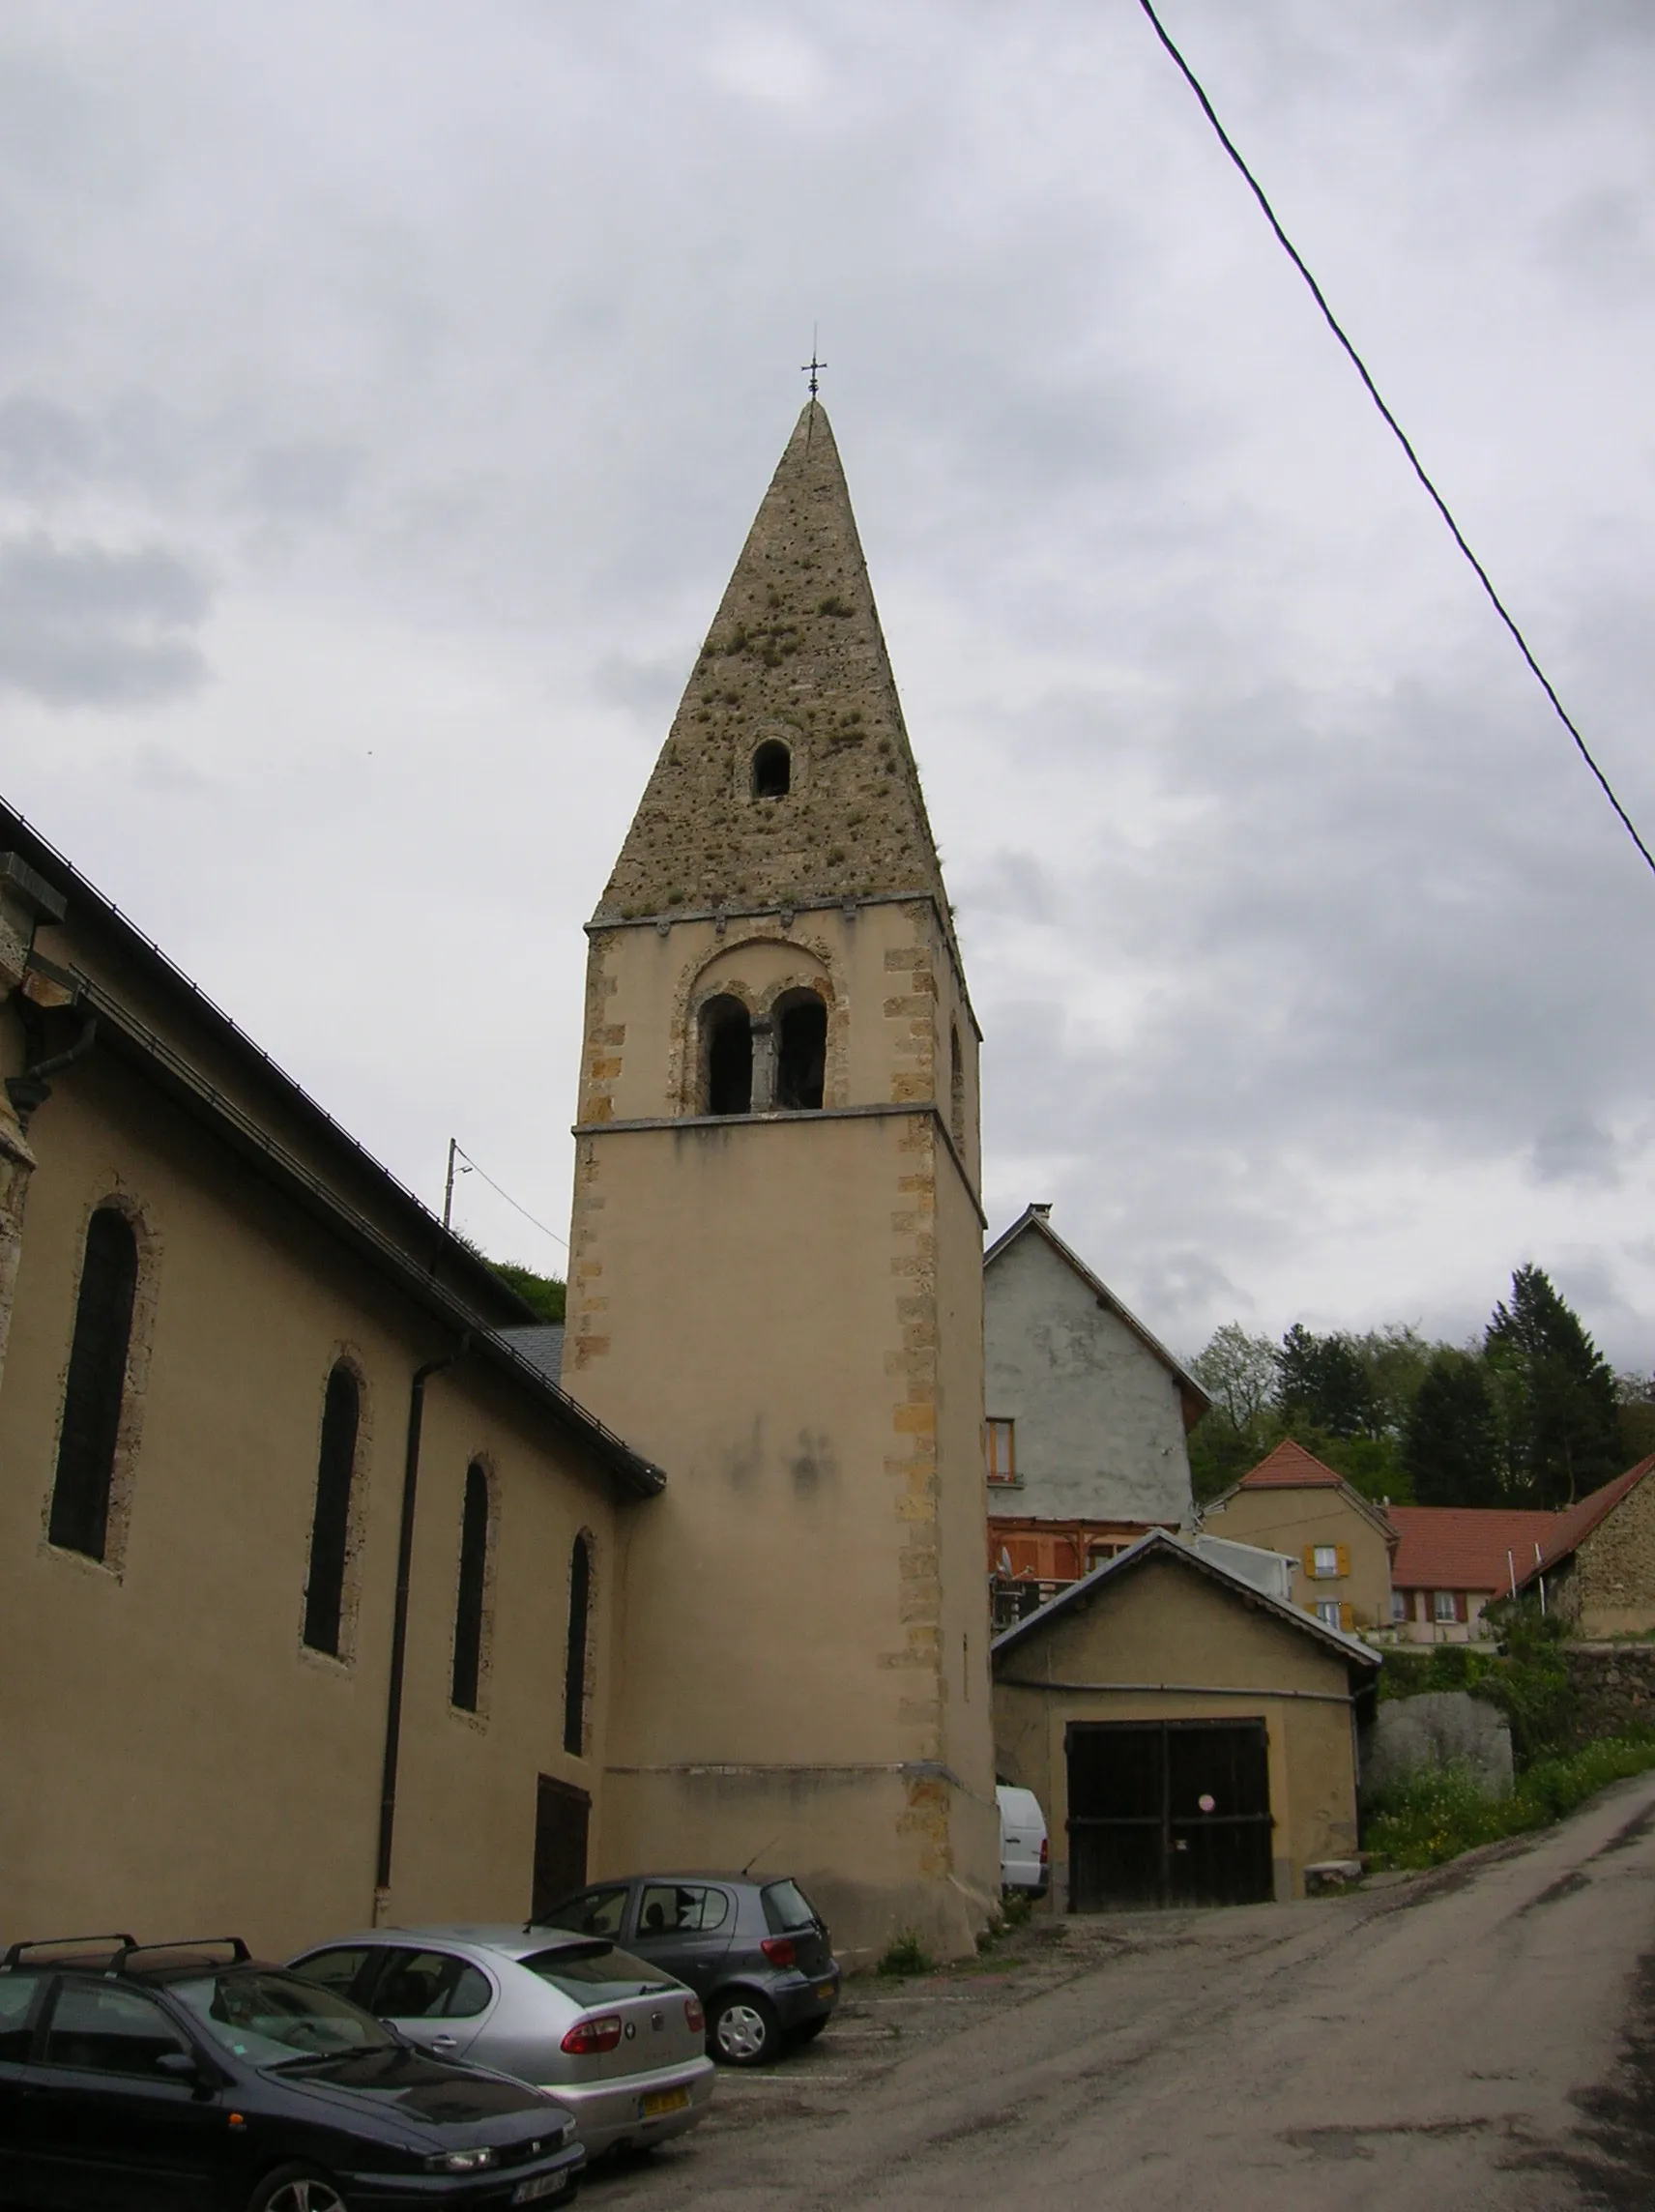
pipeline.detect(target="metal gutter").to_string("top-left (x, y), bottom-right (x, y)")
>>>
top-left (995, 1676), bottom-right (1360, 1707)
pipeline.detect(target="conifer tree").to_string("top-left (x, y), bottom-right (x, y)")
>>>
top-left (1403, 1350), bottom-right (1504, 1505)
top-left (1484, 1266), bottom-right (1620, 1506)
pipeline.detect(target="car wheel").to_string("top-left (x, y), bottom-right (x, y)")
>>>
top-left (789, 2015), bottom-right (828, 2045)
top-left (247, 2167), bottom-right (349, 2212)
top-left (709, 1990), bottom-right (780, 2065)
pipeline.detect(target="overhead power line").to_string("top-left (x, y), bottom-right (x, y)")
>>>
top-left (445, 1138), bottom-right (569, 1254)
top-left (1135, 0), bottom-right (1655, 885)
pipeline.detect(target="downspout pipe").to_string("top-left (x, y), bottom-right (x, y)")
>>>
top-left (376, 1334), bottom-right (470, 1916)
top-left (6, 1009), bottom-right (97, 1127)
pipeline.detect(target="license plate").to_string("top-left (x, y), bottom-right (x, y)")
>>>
top-left (640, 2085), bottom-right (691, 2119)
top-left (816, 1980), bottom-right (838, 2000)
top-left (513, 2175), bottom-right (568, 2204)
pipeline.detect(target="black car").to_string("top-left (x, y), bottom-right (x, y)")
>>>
top-left (0, 1936), bottom-right (586, 2211)
top-left (537, 1876), bottom-right (838, 2068)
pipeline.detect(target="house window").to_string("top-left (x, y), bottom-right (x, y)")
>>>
top-left (303, 1363), bottom-right (361, 1655)
top-left (1315, 1600), bottom-right (1350, 1630)
top-left (751, 740), bottom-right (791, 799)
top-left (1312, 1545), bottom-right (1340, 1580)
top-left (450, 1461), bottom-right (491, 1713)
top-left (1390, 1590), bottom-right (1408, 1624)
top-left (985, 1417), bottom-right (1017, 1485)
top-left (774, 991), bottom-right (826, 1111)
top-left (48, 1205), bottom-right (140, 1560)
top-left (563, 1532), bottom-right (593, 1757)
top-left (702, 995), bottom-right (752, 1116)
top-left (1433, 1589), bottom-right (1459, 1625)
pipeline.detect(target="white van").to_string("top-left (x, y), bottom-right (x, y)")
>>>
top-left (996, 1784), bottom-right (1049, 1895)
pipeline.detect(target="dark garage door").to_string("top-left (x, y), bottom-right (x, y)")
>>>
top-left (1067, 1720), bottom-right (1273, 1910)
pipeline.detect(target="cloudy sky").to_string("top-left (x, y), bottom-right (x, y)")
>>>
top-left (3, 0), bottom-right (1652, 1368)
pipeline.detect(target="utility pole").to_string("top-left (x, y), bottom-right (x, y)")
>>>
top-left (443, 1137), bottom-right (459, 1232)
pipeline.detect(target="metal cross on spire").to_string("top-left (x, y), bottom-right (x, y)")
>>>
top-left (800, 329), bottom-right (827, 398)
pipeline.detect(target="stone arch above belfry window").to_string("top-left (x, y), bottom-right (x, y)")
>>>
top-left (751, 740), bottom-right (791, 799)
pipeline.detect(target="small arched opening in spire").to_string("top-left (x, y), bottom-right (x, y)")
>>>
top-left (702, 995), bottom-right (753, 1116)
top-left (774, 989), bottom-right (827, 1112)
top-left (751, 740), bottom-right (791, 800)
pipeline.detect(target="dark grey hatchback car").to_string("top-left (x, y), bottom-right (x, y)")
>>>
top-left (537, 1878), bottom-right (838, 2068)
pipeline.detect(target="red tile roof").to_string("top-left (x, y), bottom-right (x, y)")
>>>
top-left (1517, 1457), bottom-right (1655, 1586)
top-left (1236, 1439), bottom-right (1347, 1490)
top-left (1389, 1506), bottom-right (1560, 1594)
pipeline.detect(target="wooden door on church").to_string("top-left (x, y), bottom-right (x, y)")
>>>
top-left (532, 1775), bottom-right (591, 1921)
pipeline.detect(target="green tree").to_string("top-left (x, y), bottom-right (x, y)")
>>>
top-left (1616, 1373), bottom-right (1655, 1467)
top-left (1186, 1324), bottom-right (1281, 1503)
top-left (1274, 1324), bottom-right (1379, 1440)
top-left (1484, 1266), bottom-right (1620, 1506)
top-left (489, 1259), bottom-right (566, 1324)
top-left (1404, 1350), bottom-right (1504, 1505)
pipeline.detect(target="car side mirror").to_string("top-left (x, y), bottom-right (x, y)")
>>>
top-left (157, 2052), bottom-right (210, 2085)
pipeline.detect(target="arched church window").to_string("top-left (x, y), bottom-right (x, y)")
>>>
top-left (48, 1205), bottom-right (140, 1560)
top-left (564, 1532), bottom-right (593, 1757)
top-left (450, 1460), bottom-right (491, 1712)
top-left (751, 740), bottom-right (791, 799)
top-left (774, 990), bottom-right (827, 1112)
top-left (702, 995), bottom-right (753, 1116)
top-left (304, 1362), bottom-right (361, 1655)
top-left (950, 1024), bottom-right (966, 1146)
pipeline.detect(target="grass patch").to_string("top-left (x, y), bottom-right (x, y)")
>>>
top-left (877, 1933), bottom-right (934, 1978)
top-left (1364, 1733), bottom-right (1655, 1870)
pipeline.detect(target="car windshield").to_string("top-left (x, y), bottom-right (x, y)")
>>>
top-left (761, 1880), bottom-right (818, 1933)
top-left (520, 1943), bottom-right (676, 2001)
top-left (170, 1969), bottom-right (399, 2066)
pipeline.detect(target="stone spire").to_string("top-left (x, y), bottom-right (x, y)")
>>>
top-left (595, 401), bottom-right (949, 924)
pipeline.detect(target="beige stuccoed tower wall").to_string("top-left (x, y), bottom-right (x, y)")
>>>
top-left (564, 400), bottom-right (999, 1964)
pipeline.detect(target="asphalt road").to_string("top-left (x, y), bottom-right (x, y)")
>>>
top-left (591, 1766), bottom-right (1655, 2210)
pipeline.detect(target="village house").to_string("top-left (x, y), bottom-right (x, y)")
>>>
top-left (1386, 1503), bottom-right (1557, 1642)
top-left (1511, 1457), bottom-right (1655, 1638)
top-left (1200, 1439), bottom-right (1399, 1636)
top-left (992, 1529), bottom-right (1379, 1908)
top-left (984, 1203), bottom-right (1205, 1621)
top-left (0, 398), bottom-right (1001, 1965)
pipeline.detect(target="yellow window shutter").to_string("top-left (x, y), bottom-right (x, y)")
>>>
top-left (1335, 1544), bottom-right (1350, 1578)
top-left (1340, 1602), bottom-right (1354, 1631)
top-left (1301, 1545), bottom-right (1317, 1578)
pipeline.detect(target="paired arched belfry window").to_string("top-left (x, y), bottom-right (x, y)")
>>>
top-left (48, 1206), bottom-right (140, 1560)
top-left (450, 1461), bottom-right (491, 1713)
top-left (704, 995), bottom-right (753, 1116)
top-left (774, 992), bottom-right (827, 1111)
top-left (563, 1533), bottom-right (593, 1757)
top-left (303, 1363), bottom-right (361, 1655)
top-left (698, 988), bottom-right (827, 1117)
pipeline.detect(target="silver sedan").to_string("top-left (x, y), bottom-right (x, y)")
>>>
top-left (289, 1925), bottom-right (715, 2159)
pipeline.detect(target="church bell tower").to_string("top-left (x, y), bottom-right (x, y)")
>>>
top-left (565, 400), bottom-right (998, 1962)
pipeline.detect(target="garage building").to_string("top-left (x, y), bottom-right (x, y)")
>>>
top-left (992, 1530), bottom-right (1380, 1908)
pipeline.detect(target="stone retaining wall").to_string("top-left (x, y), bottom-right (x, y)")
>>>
top-left (1564, 1643), bottom-right (1655, 1740)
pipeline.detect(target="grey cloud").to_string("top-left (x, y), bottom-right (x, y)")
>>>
top-left (0, 535), bottom-right (211, 705)
top-left (1530, 1114), bottom-right (1622, 1189)
top-left (242, 442), bottom-right (363, 525)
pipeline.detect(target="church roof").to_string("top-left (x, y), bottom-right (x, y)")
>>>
top-left (595, 401), bottom-right (953, 939)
